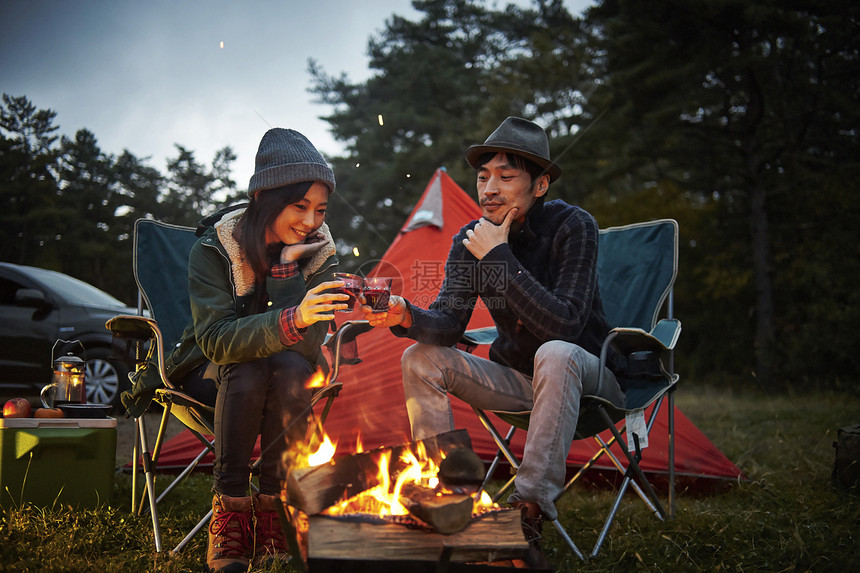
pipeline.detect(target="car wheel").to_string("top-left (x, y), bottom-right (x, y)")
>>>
top-left (85, 347), bottom-right (130, 410)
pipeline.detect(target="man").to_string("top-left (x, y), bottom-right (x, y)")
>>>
top-left (364, 117), bottom-right (627, 567)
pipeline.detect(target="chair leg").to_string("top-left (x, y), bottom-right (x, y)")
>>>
top-left (136, 404), bottom-right (172, 515)
top-left (550, 518), bottom-right (586, 562)
top-left (473, 408), bottom-right (588, 562)
top-left (561, 432), bottom-right (620, 494)
top-left (492, 475), bottom-right (517, 505)
top-left (591, 433), bottom-right (661, 517)
top-left (561, 430), bottom-right (658, 514)
top-left (668, 387), bottom-right (676, 519)
top-left (150, 403), bottom-right (172, 466)
top-left (589, 398), bottom-right (679, 557)
top-left (152, 442), bottom-right (213, 508)
top-left (476, 425), bottom-right (515, 502)
top-left (171, 508), bottom-right (212, 555)
top-left (597, 406), bottom-right (666, 519)
top-left (140, 406), bottom-right (215, 516)
top-left (472, 407), bottom-right (521, 469)
top-left (137, 415), bottom-right (163, 552)
top-left (472, 408), bottom-right (521, 503)
top-left (319, 394), bottom-right (337, 425)
top-left (591, 473), bottom-right (634, 557)
top-left (131, 421), bottom-right (140, 512)
top-left (588, 427), bottom-right (665, 557)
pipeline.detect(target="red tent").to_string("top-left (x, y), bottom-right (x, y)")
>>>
top-left (152, 168), bottom-right (743, 485)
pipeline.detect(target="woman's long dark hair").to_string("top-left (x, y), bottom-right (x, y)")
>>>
top-left (235, 180), bottom-right (314, 283)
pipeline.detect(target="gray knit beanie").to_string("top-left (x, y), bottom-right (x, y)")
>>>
top-left (247, 128), bottom-right (336, 197)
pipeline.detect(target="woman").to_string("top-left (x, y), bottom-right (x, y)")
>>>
top-left (165, 128), bottom-right (347, 572)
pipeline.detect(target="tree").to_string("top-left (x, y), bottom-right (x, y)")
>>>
top-left (113, 150), bottom-right (164, 220)
top-left (105, 150), bottom-right (166, 301)
top-left (161, 145), bottom-right (237, 226)
top-left (584, 0), bottom-right (860, 384)
top-left (0, 94), bottom-right (61, 266)
top-left (309, 0), bottom-right (574, 267)
top-left (55, 129), bottom-right (134, 297)
top-left (309, 0), bottom-right (860, 387)
top-left (4, 0), bottom-right (857, 388)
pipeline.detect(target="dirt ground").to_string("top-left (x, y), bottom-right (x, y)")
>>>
top-left (114, 410), bottom-right (188, 467)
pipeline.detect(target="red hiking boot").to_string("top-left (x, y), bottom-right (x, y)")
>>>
top-left (207, 493), bottom-right (252, 572)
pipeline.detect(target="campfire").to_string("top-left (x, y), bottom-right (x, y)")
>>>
top-left (319, 437), bottom-right (499, 525)
top-left (281, 422), bottom-right (528, 567)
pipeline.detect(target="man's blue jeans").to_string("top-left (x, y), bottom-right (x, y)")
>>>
top-left (401, 340), bottom-right (625, 520)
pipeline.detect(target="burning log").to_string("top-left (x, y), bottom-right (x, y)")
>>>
top-left (286, 429), bottom-right (472, 515)
top-left (399, 482), bottom-right (473, 534)
top-left (438, 447), bottom-right (486, 492)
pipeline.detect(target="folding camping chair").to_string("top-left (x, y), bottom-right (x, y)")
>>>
top-left (107, 218), bottom-right (371, 555)
top-left (463, 218), bottom-right (681, 561)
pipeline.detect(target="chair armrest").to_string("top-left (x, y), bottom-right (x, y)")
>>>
top-left (650, 318), bottom-right (681, 350)
top-left (155, 387), bottom-right (214, 413)
top-left (323, 320), bottom-right (372, 352)
top-left (460, 321), bottom-right (681, 358)
top-left (609, 319), bottom-right (681, 356)
top-left (155, 388), bottom-right (215, 437)
top-left (106, 314), bottom-right (159, 341)
top-left (597, 320), bottom-right (681, 414)
top-left (106, 315), bottom-right (175, 417)
top-left (325, 320), bottom-right (373, 382)
top-left (460, 326), bottom-right (499, 346)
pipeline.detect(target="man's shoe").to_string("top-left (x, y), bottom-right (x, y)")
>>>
top-left (512, 500), bottom-right (553, 570)
top-left (207, 493), bottom-right (253, 573)
top-left (252, 493), bottom-right (291, 567)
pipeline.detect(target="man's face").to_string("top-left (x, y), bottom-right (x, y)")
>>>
top-left (476, 153), bottom-right (548, 228)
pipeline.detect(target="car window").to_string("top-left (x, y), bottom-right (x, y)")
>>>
top-left (27, 268), bottom-right (128, 308)
top-left (0, 277), bottom-right (22, 305)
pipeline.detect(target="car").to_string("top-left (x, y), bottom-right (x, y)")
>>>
top-left (0, 262), bottom-right (138, 410)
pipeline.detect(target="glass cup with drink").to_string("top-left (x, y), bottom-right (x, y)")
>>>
top-left (332, 272), bottom-right (364, 313)
top-left (362, 277), bottom-right (393, 313)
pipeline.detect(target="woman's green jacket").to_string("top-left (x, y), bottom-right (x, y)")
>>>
top-left (120, 208), bottom-right (337, 416)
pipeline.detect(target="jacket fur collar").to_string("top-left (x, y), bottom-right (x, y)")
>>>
top-left (213, 208), bottom-right (336, 296)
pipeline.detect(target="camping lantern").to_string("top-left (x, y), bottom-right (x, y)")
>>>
top-left (46, 354), bottom-right (87, 406)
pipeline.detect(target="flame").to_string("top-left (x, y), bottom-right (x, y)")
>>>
top-left (473, 489), bottom-right (498, 516)
top-left (286, 416), bottom-right (501, 521)
top-left (305, 366), bottom-right (328, 389)
top-left (321, 441), bottom-right (501, 519)
top-left (325, 449), bottom-right (424, 516)
top-left (307, 433), bottom-right (336, 467)
top-left (370, 451), bottom-right (405, 514)
top-left (284, 413), bottom-right (337, 469)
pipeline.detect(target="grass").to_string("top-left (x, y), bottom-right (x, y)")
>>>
top-left (543, 385), bottom-right (860, 572)
top-left (1, 384), bottom-right (858, 572)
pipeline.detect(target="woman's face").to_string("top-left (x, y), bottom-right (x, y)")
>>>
top-left (266, 181), bottom-right (329, 246)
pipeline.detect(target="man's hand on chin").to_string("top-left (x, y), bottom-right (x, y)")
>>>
top-left (463, 208), bottom-right (518, 260)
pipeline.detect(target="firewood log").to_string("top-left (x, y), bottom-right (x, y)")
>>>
top-left (399, 482), bottom-right (473, 534)
top-left (287, 429), bottom-right (472, 515)
top-left (307, 508), bottom-right (527, 562)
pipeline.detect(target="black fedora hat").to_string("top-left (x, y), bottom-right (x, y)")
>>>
top-left (465, 116), bottom-right (562, 182)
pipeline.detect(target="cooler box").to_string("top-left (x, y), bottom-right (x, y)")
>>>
top-left (0, 417), bottom-right (116, 508)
